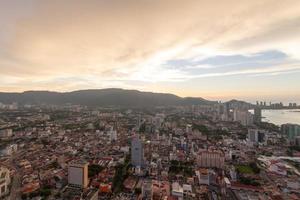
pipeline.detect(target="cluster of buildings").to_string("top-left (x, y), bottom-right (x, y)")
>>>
top-left (281, 123), bottom-right (300, 144)
top-left (0, 101), bottom-right (299, 200)
top-left (256, 101), bottom-right (299, 109)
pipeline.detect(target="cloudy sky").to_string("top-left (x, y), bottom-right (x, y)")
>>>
top-left (1, 0), bottom-right (300, 103)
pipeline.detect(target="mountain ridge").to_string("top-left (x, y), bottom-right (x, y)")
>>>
top-left (0, 88), bottom-right (216, 107)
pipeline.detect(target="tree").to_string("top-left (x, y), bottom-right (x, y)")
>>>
top-left (249, 162), bottom-right (260, 174)
top-left (40, 188), bottom-right (51, 197)
top-left (135, 188), bottom-right (142, 195)
top-left (88, 164), bottom-right (104, 177)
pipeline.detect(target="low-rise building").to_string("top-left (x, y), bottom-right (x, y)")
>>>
top-left (196, 168), bottom-right (210, 185)
top-left (197, 151), bottom-right (225, 168)
top-left (171, 182), bottom-right (183, 199)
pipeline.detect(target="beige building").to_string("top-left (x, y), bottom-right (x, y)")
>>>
top-left (68, 161), bottom-right (89, 188)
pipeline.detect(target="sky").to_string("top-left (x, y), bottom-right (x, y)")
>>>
top-left (0, 0), bottom-right (300, 103)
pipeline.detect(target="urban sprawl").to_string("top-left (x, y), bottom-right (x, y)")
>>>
top-left (1, 101), bottom-right (300, 200)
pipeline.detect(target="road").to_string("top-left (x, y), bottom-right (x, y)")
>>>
top-left (8, 173), bottom-right (21, 200)
top-left (260, 170), bottom-right (275, 185)
top-left (4, 151), bottom-right (23, 200)
top-left (209, 184), bottom-right (238, 200)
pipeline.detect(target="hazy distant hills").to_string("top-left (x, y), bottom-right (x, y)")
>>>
top-left (0, 88), bottom-right (216, 107)
top-left (226, 99), bottom-right (254, 109)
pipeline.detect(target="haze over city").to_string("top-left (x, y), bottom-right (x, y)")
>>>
top-left (0, 0), bottom-right (300, 103)
top-left (2, 1), bottom-right (300, 200)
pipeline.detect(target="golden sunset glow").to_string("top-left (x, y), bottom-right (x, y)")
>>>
top-left (1, 0), bottom-right (300, 102)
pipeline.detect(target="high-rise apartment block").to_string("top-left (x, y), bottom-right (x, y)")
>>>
top-left (68, 161), bottom-right (89, 188)
top-left (131, 136), bottom-right (144, 167)
top-left (248, 129), bottom-right (265, 143)
top-left (233, 109), bottom-right (253, 126)
top-left (281, 124), bottom-right (300, 140)
top-left (253, 107), bottom-right (262, 124)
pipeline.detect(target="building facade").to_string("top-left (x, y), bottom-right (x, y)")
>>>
top-left (131, 136), bottom-right (144, 167)
top-left (68, 161), bottom-right (89, 188)
top-left (281, 123), bottom-right (300, 140)
top-left (233, 109), bottom-right (254, 126)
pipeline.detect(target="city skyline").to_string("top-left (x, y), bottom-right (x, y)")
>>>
top-left (1, 0), bottom-right (300, 103)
